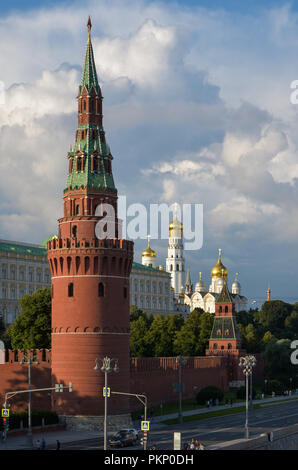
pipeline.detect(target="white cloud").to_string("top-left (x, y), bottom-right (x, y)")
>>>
top-left (94, 19), bottom-right (177, 88)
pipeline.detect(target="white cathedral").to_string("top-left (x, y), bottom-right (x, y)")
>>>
top-left (130, 210), bottom-right (247, 316)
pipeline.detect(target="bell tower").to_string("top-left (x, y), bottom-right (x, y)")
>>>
top-left (47, 18), bottom-right (134, 424)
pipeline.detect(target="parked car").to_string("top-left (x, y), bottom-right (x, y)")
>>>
top-left (119, 428), bottom-right (139, 441)
top-left (109, 430), bottom-right (137, 448)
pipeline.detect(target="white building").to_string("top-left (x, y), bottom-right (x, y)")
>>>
top-left (130, 235), bottom-right (189, 317)
top-left (0, 240), bottom-right (51, 326)
top-left (165, 213), bottom-right (185, 297)
top-left (184, 249), bottom-right (247, 313)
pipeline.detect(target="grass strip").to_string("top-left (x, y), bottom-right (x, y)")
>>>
top-left (161, 405), bottom-right (262, 425)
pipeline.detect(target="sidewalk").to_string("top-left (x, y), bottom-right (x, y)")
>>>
top-left (1, 428), bottom-right (104, 450)
top-left (2, 394), bottom-right (297, 450)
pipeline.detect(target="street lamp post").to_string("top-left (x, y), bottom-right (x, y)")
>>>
top-left (175, 356), bottom-right (186, 424)
top-left (20, 352), bottom-right (39, 448)
top-left (239, 355), bottom-right (256, 439)
top-left (94, 356), bottom-right (119, 450)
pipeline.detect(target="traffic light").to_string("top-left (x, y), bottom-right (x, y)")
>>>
top-left (3, 417), bottom-right (9, 431)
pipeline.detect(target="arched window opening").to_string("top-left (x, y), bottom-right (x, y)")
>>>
top-left (225, 306), bottom-right (229, 313)
top-left (72, 226), bottom-right (77, 238)
top-left (76, 205), bottom-right (81, 216)
top-left (75, 256), bottom-right (80, 273)
top-left (98, 282), bottom-right (104, 297)
top-left (219, 306), bottom-right (223, 313)
top-left (213, 343), bottom-right (217, 350)
top-left (85, 256), bottom-right (90, 274)
top-left (68, 283), bottom-right (74, 297)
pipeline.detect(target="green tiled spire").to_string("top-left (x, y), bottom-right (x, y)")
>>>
top-left (216, 281), bottom-right (233, 303)
top-left (65, 18), bottom-right (116, 193)
top-left (210, 317), bottom-right (239, 340)
top-left (79, 16), bottom-right (100, 94)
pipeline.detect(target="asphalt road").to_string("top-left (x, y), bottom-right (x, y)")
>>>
top-left (46, 400), bottom-right (298, 450)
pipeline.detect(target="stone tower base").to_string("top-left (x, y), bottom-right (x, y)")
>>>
top-left (61, 414), bottom-right (133, 432)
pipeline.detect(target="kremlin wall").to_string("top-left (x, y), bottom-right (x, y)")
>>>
top-left (0, 347), bottom-right (264, 417)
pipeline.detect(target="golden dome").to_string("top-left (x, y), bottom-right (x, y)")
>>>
top-left (169, 217), bottom-right (183, 237)
top-left (142, 237), bottom-right (156, 258)
top-left (211, 248), bottom-right (228, 279)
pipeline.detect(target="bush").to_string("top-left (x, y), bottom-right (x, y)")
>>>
top-left (195, 386), bottom-right (224, 405)
top-left (8, 411), bottom-right (59, 430)
top-left (236, 386), bottom-right (257, 400)
top-left (265, 379), bottom-right (284, 394)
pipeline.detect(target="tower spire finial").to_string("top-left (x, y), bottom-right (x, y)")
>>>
top-left (87, 16), bottom-right (92, 42)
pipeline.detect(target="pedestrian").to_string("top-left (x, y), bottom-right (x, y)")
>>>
top-left (41, 438), bottom-right (46, 450)
top-left (194, 439), bottom-right (200, 449)
top-left (189, 438), bottom-right (195, 450)
top-left (36, 439), bottom-right (41, 450)
top-left (199, 443), bottom-right (205, 450)
top-left (56, 439), bottom-right (61, 450)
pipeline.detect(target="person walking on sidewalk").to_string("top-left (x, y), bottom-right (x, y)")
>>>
top-left (56, 440), bottom-right (61, 450)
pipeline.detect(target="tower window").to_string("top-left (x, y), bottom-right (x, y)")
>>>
top-left (72, 226), bottom-right (77, 238)
top-left (98, 282), bottom-right (104, 297)
top-left (68, 283), bottom-right (74, 297)
top-left (225, 306), bottom-right (229, 313)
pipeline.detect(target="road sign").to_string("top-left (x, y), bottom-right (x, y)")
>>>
top-left (103, 387), bottom-right (110, 397)
top-left (1, 409), bottom-right (9, 418)
top-left (141, 420), bottom-right (150, 431)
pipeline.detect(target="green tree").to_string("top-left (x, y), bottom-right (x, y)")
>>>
top-left (130, 305), bottom-right (154, 327)
top-left (284, 310), bottom-right (298, 340)
top-left (257, 300), bottom-right (293, 338)
top-left (130, 316), bottom-right (151, 357)
top-left (262, 338), bottom-right (296, 384)
top-left (146, 314), bottom-right (183, 357)
top-left (261, 330), bottom-right (276, 350)
top-left (7, 288), bottom-right (52, 349)
top-left (173, 308), bottom-right (212, 356)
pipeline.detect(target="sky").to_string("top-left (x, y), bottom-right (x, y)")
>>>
top-left (1, 0), bottom-right (298, 305)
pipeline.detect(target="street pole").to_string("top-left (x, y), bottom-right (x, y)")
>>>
top-left (249, 371), bottom-right (253, 410)
top-left (94, 356), bottom-right (119, 451)
top-left (110, 391), bottom-right (148, 450)
top-left (245, 373), bottom-right (249, 439)
top-left (104, 370), bottom-right (108, 451)
top-left (239, 355), bottom-right (256, 440)
top-left (20, 353), bottom-right (39, 448)
top-left (28, 359), bottom-right (32, 447)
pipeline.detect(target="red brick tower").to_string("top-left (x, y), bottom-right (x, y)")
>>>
top-left (47, 18), bottom-right (134, 421)
top-left (206, 282), bottom-right (246, 385)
